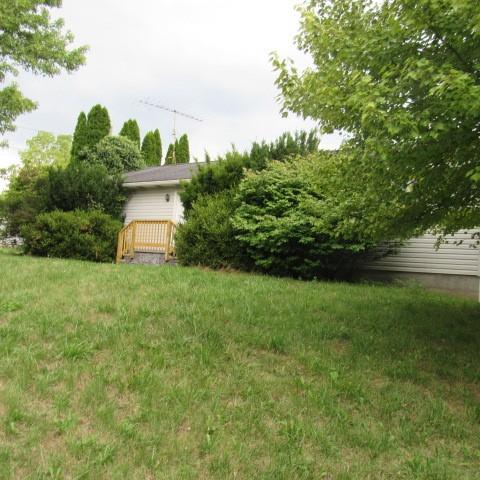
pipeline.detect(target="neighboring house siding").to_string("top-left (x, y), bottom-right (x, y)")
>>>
top-left (365, 231), bottom-right (480, 277)
top-left (363, 230), bottom-right (480, 300)
top-left (123, 186), bottom-right (178, 224)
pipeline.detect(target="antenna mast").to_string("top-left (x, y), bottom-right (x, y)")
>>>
top-left (140, 100), bottom-right (203, 164)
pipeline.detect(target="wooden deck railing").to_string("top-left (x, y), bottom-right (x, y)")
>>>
top-left (116, 220), bottom-right (177, 264)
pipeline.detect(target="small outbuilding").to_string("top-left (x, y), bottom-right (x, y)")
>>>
top-left (116, 163), bottom-right (201, 264)
top-left (122, 163), bottom-right (200, 225)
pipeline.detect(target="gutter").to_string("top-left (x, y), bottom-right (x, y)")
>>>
top-left (123, 179), bottom-right (191, 188)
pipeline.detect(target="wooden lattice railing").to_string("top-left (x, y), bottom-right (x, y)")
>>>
top-left (116, 220), bottom-right (177, 264)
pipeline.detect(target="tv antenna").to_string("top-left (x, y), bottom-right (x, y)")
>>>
top-left (139, 100), bottom-right (203, 164)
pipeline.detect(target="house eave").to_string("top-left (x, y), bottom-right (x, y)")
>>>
top-left (123, 179), bottom-right (190, 188)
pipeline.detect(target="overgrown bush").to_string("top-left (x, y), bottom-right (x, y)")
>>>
top-left (81, 136), bottom-right (144, 174)
top-left (233, 154), bottom-right (377, 280)
top-left (180, 131), bottom-right (319, 213)
top-left (22, 210), bottom-right (122, 262)
top-left (47, 163), bottom-right (126, 219)
top-left (180, 152), bottom-right (248, 213)
top-left (175, 192), bottom-right (249, 269)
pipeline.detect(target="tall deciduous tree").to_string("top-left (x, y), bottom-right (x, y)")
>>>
top-left (71, 112), bottom-right (88, 161)
top-left (119, 119), bottom-right (141, 148)
top-left (20, 131), bottom-right (71, 168)
top-left (272, 0), bottom-right (480, 238)
top-left (0, 0), bottom-right (87, 140)
top-left (141, 131), bottom-right (158, 166)
top-left (85, 104), bottom-right (111, 150)
top-left (176, 134), bottom-right (190, 164)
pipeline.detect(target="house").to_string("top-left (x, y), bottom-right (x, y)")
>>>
top-left (117, 163), bottom-right (201, 264)
top-left (363, 232), bottom-right (480, 301)
top-left (120, 163), bottom-right (480, 301)
top-left (123, 162), bottom-right (200, 224)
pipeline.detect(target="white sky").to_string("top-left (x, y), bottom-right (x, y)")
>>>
top-left (0, 0), bottom-right (342, 191)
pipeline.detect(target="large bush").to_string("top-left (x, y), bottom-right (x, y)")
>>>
top-left (0, 165), bottom-right (50, 237)
top-left (180, 131), bottom-right (319, 213)
top-left (46, 163), bottom-right (126, 219)
top-left (175, 192), bottom-right (249, 270)
top-left (22, 210), bottom-right (122, 262)
top-left (232, 154), bottom-right (377, 280)
top-left (82, 136), bottom-right (144, 174)
top-left (180, 152), bottom-right (248, 213)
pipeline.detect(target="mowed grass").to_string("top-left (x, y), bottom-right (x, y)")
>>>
top-left (0, 249), bottom-right (479, 479)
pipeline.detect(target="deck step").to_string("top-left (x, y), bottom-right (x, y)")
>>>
top-left (122, 251), bottom-right (177, 266)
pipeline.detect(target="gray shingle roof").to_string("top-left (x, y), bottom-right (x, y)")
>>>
top-left (123, 163), bottom-right (201, 184)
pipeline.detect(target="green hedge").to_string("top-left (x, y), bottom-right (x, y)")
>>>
top-left (22, 210), bottom-right (122, 263)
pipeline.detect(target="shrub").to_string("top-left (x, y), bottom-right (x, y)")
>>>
top-left (83, 136), bottom-right (144, 174)
top-left (22, 210), bottom-right (122, 262)
top-left (46, 163), bottom-right (126, 219)
top-left (180, 151), bottom-right (248, 213)
top-left (175, 192), bottom-right (249, 270)
top-left (0, 165), bottom-right (50, 237)
top-left (180, 131), bottom-right (319, 214)
top-left (232, 154), bottom-right (377, 280)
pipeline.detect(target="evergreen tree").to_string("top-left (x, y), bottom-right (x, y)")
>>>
top-left (71, 112), bottom-right (88, 161)
top-left (165, 143), bottom-right (176, 165)
top-left (141, 132), bottom-right (158, 166)
top-left (176, 134), bottom-right (190, 164)
top-left (87, 136), bottom-right (144, 174)
top-left (85, 105), bottom-right (111, 150)
top-left (153, 129), bottom-right (162, 164)
top-left (120, 119), bottom-right (141, 148)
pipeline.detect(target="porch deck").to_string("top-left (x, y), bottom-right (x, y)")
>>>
top-left (116, 220), bottom-right (177, 264)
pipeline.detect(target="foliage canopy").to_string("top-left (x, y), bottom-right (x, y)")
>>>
top-left (141, 131), bottom-right (160, 166)
top-left (233, 154), bottom-right (376, 279)
top-left (176, 134), bottom-right (190, 164)
top-left (84, 104), bottom-right (111, 151)
top-left (0, 165), bottom-right (49, 237)
top-left (165, 143), bottom-right (175, 165)
top-left (71, 112), bottom-right (88, 162)
top-left (120, 119), bottom-right (141, 149)
top-left (272, 0), bottom-right (480, 236)
top-left (180, 131), bottom-right (320, 213)
top-left (85, 136), bottom-right (144, 174)
top-left (20, 131), bottom-right (71, 169)
top-left (46, 163), bottom-right (126, 219)
top-left (0, 0), bottom-right (87, 138)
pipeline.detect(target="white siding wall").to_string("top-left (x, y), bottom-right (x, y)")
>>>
top-left (171, 190), bottom-right (185, 223)
top-left (366, 231), bottom-right (480, 277)
top-left (123, 186), bottom-right (178, 224)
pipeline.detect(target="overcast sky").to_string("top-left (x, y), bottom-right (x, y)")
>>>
top-left (1, 0), bottom-right (342, 191)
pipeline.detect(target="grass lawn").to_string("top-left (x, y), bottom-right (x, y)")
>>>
top-left (0, 249), bottom-right (479, 479)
